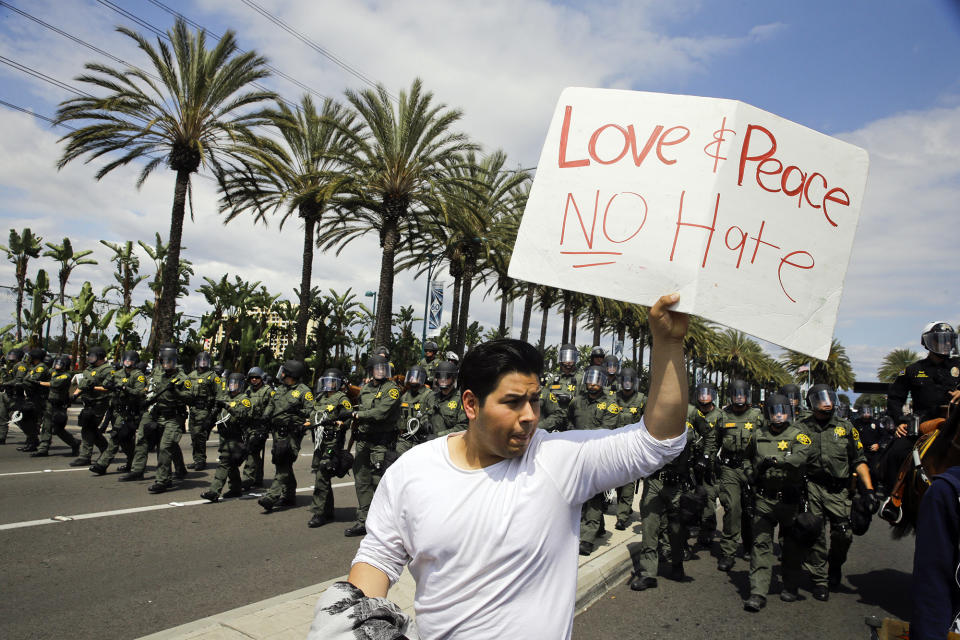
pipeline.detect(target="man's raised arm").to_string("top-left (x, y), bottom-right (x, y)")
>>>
top-left (643, 293), bottom-right (689, 441)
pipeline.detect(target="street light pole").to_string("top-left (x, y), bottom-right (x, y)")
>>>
top-left (421, 253), bottom-right (442, 359)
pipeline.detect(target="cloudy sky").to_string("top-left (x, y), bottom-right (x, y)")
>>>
top-left (1, 0), bottom-right (959, 383)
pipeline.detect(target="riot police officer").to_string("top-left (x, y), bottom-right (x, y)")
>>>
top-left (258, 360), bottom-right (314, 512)
top-left (800, 384), bottom-right (877, 601)
top-left (691, 383), bottom-right (722, 547)
top-left (854, 405), bottom-right (884, 474)
top-left (18, 348), bottom-right (49, 453)
top-left (70, 345), bottom-right (112, 464)
top-left (308, 368), bottom-right (353, 527)
top-left (419, 340), bottom-right (441, 386)
top-left (540, 343), bottom-right (579, 430)
top-left (200, 373), bottom-right (253, 502)
top-left (345, 354), bottom-right (401, 536)
top-left (188, 351), bottom-right (221, 471)
top-left (241, 366), bottom-right (271, 490)
top-left (613, 367), bottom-right (646, 529)
top-left (744, 394), bottom-right (812, 611)
top-left (427, 361), bottom-right (467, 436)
top-left (715, 379), bottom-right (762, 572)
top-left (0, 348), bottom-right (26, 444)
top-left (90, 351), bottom-right (146, 474)
top-left (33, 353), bottom-right (80, 457)
top-left (397, 365), bottom-right (432, 455)
top-left (602, 355), bottom-right (621, 393)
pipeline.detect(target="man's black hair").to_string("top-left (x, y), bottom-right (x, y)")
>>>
top-left (459, 339), bottom-right (543, 406)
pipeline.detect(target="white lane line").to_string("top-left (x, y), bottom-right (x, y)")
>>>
top-left (0, 480), bottom-right (355, 531)
top-left (0, 468), bottom-right (89, 477)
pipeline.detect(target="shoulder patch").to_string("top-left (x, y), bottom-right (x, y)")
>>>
top-left (36, 366), bottom-right (44, 373)
top-left (342, 399), bottom-right (352, 410)
top-left (388, 388), bottom-right (400, 400)
top-left (291, 390), bottom-right (301, 398)
top-left (183, 380), bottom-right (192, 389)
top-left (305, 391), bottom-right (314, 402)
top-left (138, 375), bottom-right (145, 383)
top-left (549, 392), bottom-right (558, 403)
top-left (852, 427), bottom-right (860, 440)
top-left (241, 398), bottom-right (251, 407)
top-left (214, 376), bottom-right (222, 385)
top-left (797, 433), bottom-right (812, 445)
top-left (608, 404), bottom-right (620, 414)
top-left (834, 426), bottom-right (846, 437)
top-left (270, 390), bottom-right (276, 397)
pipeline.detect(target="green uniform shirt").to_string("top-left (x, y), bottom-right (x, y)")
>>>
top-left (399, 386), bottom-right (432, 437)
top-left (428, 388), bottom-right (468, 435)
top-left (313, 390), bottom-right (353, 442)
top-left (715, 405), bottom-right (763, 476)
top-left (110, 368), bottom-right (148, 420)
top-left (245, 384), bottom-right (273, 433)
top-left (145, 366), bottom-right (193, 417)
top-left (215, 391), bottom-right (258, 439)
top-left (540, 370), bottom-right (579, 418)
top-left (356, 379), bottom-right (401, 435)
top-left (690, 404), bottom-right (722, 461)
top-left (568, 389), bottom-right (620, 431)
top-left (47, 370), bottom-right (72, 406)
top-left (76, 362), bottom-right (113, 410)
top-left (417, 357), bottom-right (441, 385)
top-left (614, 389), bottom-right (646, 428)
top-left (24, 362), bottom-right (51, 405)
top-left (750, 422), bottom-right (812, 491)
top-left (262, 382), bottom-right (315, 436)
top-left (190, 369), bottom-right (222, 414)
top-left (798, 414), bottom-right (866, 480)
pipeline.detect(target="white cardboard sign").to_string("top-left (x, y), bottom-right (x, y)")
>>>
top-left (508, 88), bottom-right (870, 359)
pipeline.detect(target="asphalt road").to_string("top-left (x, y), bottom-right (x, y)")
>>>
top-left (573, 507), bottom-right (915, 639)
top-left (0, 421), bottom-right (365, 640)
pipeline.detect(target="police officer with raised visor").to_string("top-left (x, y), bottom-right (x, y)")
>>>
top-left (418, 340), bottom-right (441, 387)
top-left (800, 384), bottom-right (877, 601)
top-left (345, 354), bottom-right (401, 537)
top-left (90, 351), bottom-right (146, 474)
top-left (715, 379), bottom-right (762, 572)
top-left (743, 394), bottom-right (812, 612)
top-left (428, 361), bottom-right (468, 437)
top-left (257, 360), bottom-right (314, 512)
top-left (307, 368), bottom-right (353, 528)
top-left (32, 353), bottom-right (80, 457)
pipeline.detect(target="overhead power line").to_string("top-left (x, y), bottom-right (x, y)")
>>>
top-left (0, 54), bottom-right (93, 97)
top-left (0, 99), bottom-right (75, 130)
top-left (144, 0), bottom-right (330, 103)
top-left (238, 0), bottom-right (395, 100)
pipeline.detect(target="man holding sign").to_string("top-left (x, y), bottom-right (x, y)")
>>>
top-left (310, 294), bottom-right (688, 639)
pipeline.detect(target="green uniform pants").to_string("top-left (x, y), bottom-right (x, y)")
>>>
top-left (805, 482), bottom-right (853, 587)
top-left (615, 480), bottom-right (635, 525)
top-left (95, 427), bottom-right (136, 469)
top-left (718, 465), bottom-right (750, 558)
top-left (37, 406), bottom-right (78, 453)
top-left (353, 439), bottom-right (393, 524)
top-left (263, 434), bottom-right (302, 503)
top-left (189, 410), bottom-right (213, 465)
top-left (19, 401), bottom-right (41, 446)
top-left (749, 496), bottom-right (803, 596)
top-left (209, 439), bottom-right (245, 495)
top-left (700, 478), bottom-right (719, 538)
top-left (638, 477), bottom-right (685, 577)
top-left (242, 433), bottom-right (266, 487)
top-left (0, 391), bottom-right (10, 441)
top-left (310, 452), bottom-right (336, 518)
top-left (580, 493), bottom-right (606, 544)
top-left (154, 420), bottom-right (185, 486)
top-left (77, 405), bottom-right (109, 461)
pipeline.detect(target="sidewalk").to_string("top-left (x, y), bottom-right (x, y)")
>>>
top-left (139, 499), bottom-right (643, 640)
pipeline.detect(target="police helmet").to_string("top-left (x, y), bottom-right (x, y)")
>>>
top-left (602, 355), bottom-right (620, 377)
top-left (558, 344), bottom-right (577, 369)
top-left (226, 372), bottom-right (246, 395)
top-left (317, 368), bottom-right (344, 393)
top-left (52, 353), bottom-right (72, 372)
top-left (247, 366), bottom-right (265, 380)
top-left (436, 361), bottom-right (458, 390)
top-left (158, 344), bottom-right (178, 371)
top-left (86, 345), bottom-right (107, 364)
top-left (368, 354), bottom-right (392, 381)
top-left (278, 360), bottom-right (305, 382)
top-left (779, 383), bottom-right (802, 407)
top-left (620, 367), bottom-right (639, 392)
top-left (695, 383), bottom-right (718, 407)
top-left (583, 366), bottom-right (607, 390)
top-left (921, 321), bottom-right (957, 356)
top-left (29, 347), bottom-right (46, 362)
top-left (373, 345), bottom-right (390, 358)
top-left (728, 379), bottom-right (750, 406)
top-left (806, 384), bottom-right (838, 414)
top-left (6, 348), bottom-right (24, 363)
top-left (589, 346), bottom-right (605, 362)
top-left (122, 350), bottom-right (139, 369)
top-left (764, 393), bottom-right (794, 425)
top-left (405, 365), bottom-right (427, 387)
top-left (195, 351), bottom-right (213, 371)
top-left (424, 340), bottom-right (439, 354)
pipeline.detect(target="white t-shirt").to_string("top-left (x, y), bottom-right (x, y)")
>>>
top-left (351, 418), bottom-right (686, 639)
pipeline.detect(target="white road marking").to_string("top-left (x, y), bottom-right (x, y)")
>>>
top-left (0, 481), bottom-right (355, 531)
top-left (0, 468), bottom-right (89, 478)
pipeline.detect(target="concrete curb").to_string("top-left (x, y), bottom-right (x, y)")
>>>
top-left (139, 513), bottom-right (642, 640)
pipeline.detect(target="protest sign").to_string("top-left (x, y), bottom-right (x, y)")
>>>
top-left (508, 88), bottom-right (870, 359)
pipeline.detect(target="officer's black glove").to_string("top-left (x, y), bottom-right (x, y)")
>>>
top-left (861, 489), bottom-right (880, 514)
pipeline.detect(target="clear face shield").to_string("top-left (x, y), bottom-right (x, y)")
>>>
top-left (159, 351), bottom-right (177, 372)
top-left (620, 374), bottom-right (637, 392)
top-left (87, 352), bottom-right (99, 365)
top-left (5, 351), bottom-right (18, 363)
top-left (835, 404), bottom-right (849, 419)
top-left (405, 368), bottom-right (425, 387)
top-left (319, 375), bottom-right (340, 392)
top-left (809, 389), bottom-right (838, 414)
top-left (123, 357), bottom-right (137, 370)
top-left (730, 387), bottom-right (748, 406)
top-left (766, 402), bottom-right (794, 425)
top-left (696, 385), bottom-right (716, 406)
top-left (53, 357), bottom-right (69, 372)
top-left (861, 406), bottom-right (873, 419)
top-left (583, 368), bottom-right (607, 393)
top-left (227, 376), bottom-right (245, 395)
top-left (923, 330), bottom-right (957, 356)
top-left (195, 353), bottom-right (212, 371)
top-left (372, 362), bottom-right (392, 381)
top-left (559, 348), bottom-right (577, 371)
top-left (436, 373), bottom-right (455, 391)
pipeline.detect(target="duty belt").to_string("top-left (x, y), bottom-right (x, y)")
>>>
top-left (649, 468), bottom-right (687, 486)
top-left (719, 452), bottom-right (745, 467)
top-left (151, 406), bottom-right (183, 420)
top-left (357, 430), bottom-right (397, 446)
top-left (809, 474), bottom-right (849, 492)
top-left (756, 484), bottom-right (802, 503)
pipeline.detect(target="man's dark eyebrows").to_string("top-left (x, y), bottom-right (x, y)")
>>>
top-left (501, 389), bottom-right (541, 401)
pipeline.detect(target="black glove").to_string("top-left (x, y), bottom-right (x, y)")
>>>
top-left (861, 489), bottom-right (879, 514)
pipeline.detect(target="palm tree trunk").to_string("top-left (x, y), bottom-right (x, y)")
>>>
top-left (498, 279), bottom-right (509, 336)
top-left (14, 262), bottom-right (26, 342)
top-left (155, 169), bottom-right (190, 346)
top-left (374, 215), bottom-right (401, 347)
top-left (294, 210), bottom-right (316, 360)
top-left (58, 275), bottom-right (67, 347)
top-left (538, 301), bottom-right (549, 350)
top-left (449, 272), bottom-right (462, 350)
top-left (592, 311), bottom-right (602, 346)
top-left (456, 259), bottom-right (475, 355)
top-left (561, 292), bottom-right (571, 344)
top-left (520, 284), bottom-right (534, 342)
top-left (570, 313), bottom-right (577, 345)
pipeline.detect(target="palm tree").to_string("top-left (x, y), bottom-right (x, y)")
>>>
top-left (877, 348), bottom-right (921, 383)
top-left (0, 228), bottom-right (42, 341)
top-left (139, 233), bottom-right (193, 352)
top-left (56, 281), bottom-right (116, 362)
top-left (100, 240), bottom-right (147, 313)
top-left (44, 237), bottom-right (98, 346)
top-left (54, 18), bottom-right (275, 345)
top-left (219, 94), bottom-right (359, 359)
top-left (317, 78), bottom-right (477, 346)
top-left (782, 337), bottom-right (855, 390)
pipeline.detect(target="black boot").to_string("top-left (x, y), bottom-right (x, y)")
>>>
top-left (629, 575), bottom-right (657, 591)
top-left (30, 450), bottom-right (49, 457)
top-left (308, 514), bottom-right (328, 528)
top-left (743, 594), bottom-right (766, 612)
top-left (258, 496), bottom-right (276, 512)
top-left (147, 482), bottom-right (170, 493)
top-left (118, 471), bottom-right (144, 481)
top-left (344, 522), bottom-right (367, 537)
top-left (68, 458), bottom-right (91, 467)
top-left (812, 585), bottom-right (829, 601)
top-left (200, 490), bottom-right (220, 503)
top-left (828, 563), bottom-right (842, 589)
top-left (717, 556), bottom-right (735, 572)
top-left (20, 443), bottom-right (38, 452)
top-left (89, 464), bottom-right (107, 475)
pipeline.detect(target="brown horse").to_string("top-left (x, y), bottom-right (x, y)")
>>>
top-left (882, 409), bottom-right (960, 538)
